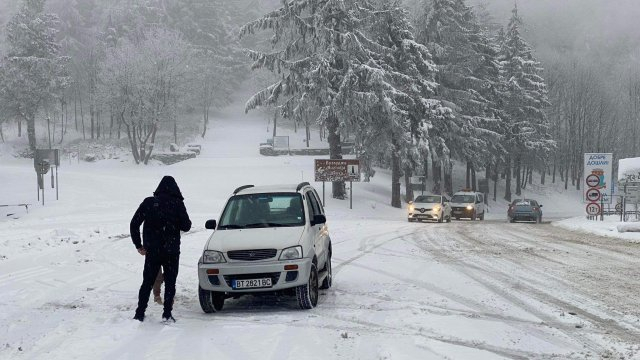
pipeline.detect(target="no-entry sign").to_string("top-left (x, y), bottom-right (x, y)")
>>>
top-left (586, 203), bottom-right (601, 216)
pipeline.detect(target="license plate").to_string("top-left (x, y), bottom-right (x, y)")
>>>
top-left (453, 210), bottom-right (462, 214)
top-left (232, 278), bottom-right (272, 289)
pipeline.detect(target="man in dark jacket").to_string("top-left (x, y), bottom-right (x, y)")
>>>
top-left (131, 176), bottom-right (191, 322)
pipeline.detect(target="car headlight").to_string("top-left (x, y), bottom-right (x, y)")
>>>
top-left (279, 246), bottom-right (303, 260)
top-left (466, 205), bottom-right (473, 210)
top-left (203, 250), bottom-right (226, 264)
top-left (433, 205), bottom-right (441, 212)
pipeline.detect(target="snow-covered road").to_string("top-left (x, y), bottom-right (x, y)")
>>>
top-left (1, 217), bottom-right (639, 359)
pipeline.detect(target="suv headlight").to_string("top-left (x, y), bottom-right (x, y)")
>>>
top-left (203, 250), bottom-right (226, 264)
top-left (433, 205), bottom-right (441, 212)
top-left (279, 246), bottom-right (303, 260)
top-left (466, 205), bottom-right (474, 210)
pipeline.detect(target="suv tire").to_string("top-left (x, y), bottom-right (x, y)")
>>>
top-left (297, 263), bottom-right (319, 309)
top-left (199, 286), bottom-right (225, 313)
top-left (471, 211), bottom-right (476, 221)
top-left (480, 212), bottom-right (485, 221)
top-left (320, 252), bottom-right (332, 289)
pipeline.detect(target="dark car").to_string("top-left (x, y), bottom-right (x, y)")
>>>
top-left (508, 199), bottom-right (543, 223)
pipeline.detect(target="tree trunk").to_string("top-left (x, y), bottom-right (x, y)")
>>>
top-left (444, 161), bottom-right (453, 195)
top-left (201, 104), bottom-right (208, 138)
top-left (515, 156), bottom-right (522, 196)
top-left (471, 165), bottom-right (477, 191)
top-left (90, 103), bottom-right (95, 139)
top-left (59, 100), bottom-right (65, 144)
top-left (144, 123), bottom-right (158, 165)
top-left (404, 166), bottom-right (414, 203)
top-left (391, 143), bottom-right (402, 209)
top-left (79, 93), bottom-right (85, 140)
top-left (327, 115), bottom-right (345, 199)
top-left (541, 166), bottom-right (546, 185)
top-left (493, 162), bottom-right (498, 202)
top-left (0, 123), bottom-right (4, 143)
top-left (126, 123), bottom-right (140, 164)
top-left (505, 156), bottom-right (512, 202)
top-left (18, 120), bottom-right (21, 137)
top-left (466, 161), bottom-right (471, 189)
top-left (27, 115), bottom-right (37, 152)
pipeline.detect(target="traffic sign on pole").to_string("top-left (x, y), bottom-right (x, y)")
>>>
top-left (586, 188), bottom-right (601, 202)
top-left (586, 203), bottom-right (601, 216)
top-left (586, 174), bottom-right (600, 188)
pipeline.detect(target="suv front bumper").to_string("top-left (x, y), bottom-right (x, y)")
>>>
top-left (198, 257), bottom-right (313, 293)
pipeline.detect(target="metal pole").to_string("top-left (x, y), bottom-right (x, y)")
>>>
top-left (37, 175), bottom-right (40, 201)
top-left (600, 196), bottom-right (603, 221)
top-left (322, 182), bottom-right (325, 207)
top-left (350, 181), bottom-right (353, 210)
top-left (56, 166), bottom-right (59, 200)
top-left (41, 175), bottom-right (45, 206)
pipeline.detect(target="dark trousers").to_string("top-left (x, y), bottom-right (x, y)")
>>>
top-left (136, 252), bottom-right (179, 316)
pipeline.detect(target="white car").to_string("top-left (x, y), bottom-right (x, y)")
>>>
top-left (450, 190), bottom-right (485, 220)
top-left (408, 194), bottom-right (452, 223)
top-left (197, 182), bottom-right (332, 312)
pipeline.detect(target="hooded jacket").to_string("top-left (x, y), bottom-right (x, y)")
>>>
top-left (130, 176), bottom-right (192, 255)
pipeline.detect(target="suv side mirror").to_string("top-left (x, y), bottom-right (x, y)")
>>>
top-left (311, 214), bottom-right (326, 226)
top-left (539, 205), bottom-right (543, 208)
top-left (205, 220), bottom-right (217, 229)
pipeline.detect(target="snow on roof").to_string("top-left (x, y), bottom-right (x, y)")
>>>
top-left (618, 157), bottom-right (640, 182)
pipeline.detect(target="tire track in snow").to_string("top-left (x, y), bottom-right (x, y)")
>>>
top-left (414, 223), bottom-right (638, 355)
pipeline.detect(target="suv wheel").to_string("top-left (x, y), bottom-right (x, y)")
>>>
top-left (320, 252), bottom-right (332, 289)
top-left (480, 212), bottom-right (485, 221)
top-left (471, 211), bottom-right (476, 221)
top-left (198, 286), bottom-right (225, 313)
top-left (297, 263), bottom-right (319, 309)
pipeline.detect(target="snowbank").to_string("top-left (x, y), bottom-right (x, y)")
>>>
top-left (617, 157), bottom-right (640, 182)
top-left (553, 216), bottom-right (640, 243)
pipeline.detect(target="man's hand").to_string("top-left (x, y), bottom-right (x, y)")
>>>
top-left (137, 248), bottom-right (147, 256)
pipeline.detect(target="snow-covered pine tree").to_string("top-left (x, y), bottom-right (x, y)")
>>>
top-left (499, 4), bottom-right (553, 198)
top-left (163, 0), bottom-right (247, 138)
top-left (418, 0), bottom-right (502, 193)
top-left (365, 0), bottom-right (449, 207)
top-left (0, 0), bottom-right (69, 152)
top-left (239, 0), bottom-right (389, 199)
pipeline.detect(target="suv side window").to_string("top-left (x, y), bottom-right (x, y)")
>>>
top-left (311, 190), bottom-right (325, 214)
top-left (306, 191), bottom-right (321, 218)
top-left (477, 194), bottom-right (483, 203)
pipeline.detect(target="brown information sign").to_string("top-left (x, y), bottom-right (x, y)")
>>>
top-left (315, 159), bottom-right (360, 182)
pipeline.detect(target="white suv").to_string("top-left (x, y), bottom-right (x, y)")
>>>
top-left (198, 182), bottom-right (332, 312)
top-left (450, 190), bottom-right (485, 220)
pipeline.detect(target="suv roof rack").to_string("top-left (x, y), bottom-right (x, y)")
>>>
top-left (233, 184), bottom-right (254, 194)
top-left (296, 182), bottom-right (310, 192)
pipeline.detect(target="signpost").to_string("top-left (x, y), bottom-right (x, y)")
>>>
top-left (315, 159), bottom-right (361, 209)
top-left (583, 153), bottom-right (613, 220)
top-left (34, 149), bottom-right (60, 205)
top-left (583, 153), bottom-right (613, 204)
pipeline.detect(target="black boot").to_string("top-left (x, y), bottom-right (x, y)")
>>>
top-left (133, 312), bottom-right (145, 322)
top-left (162, 311), bottom-right (175, 323)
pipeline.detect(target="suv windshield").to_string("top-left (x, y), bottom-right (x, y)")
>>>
top-left (218, 193), bottom-right (305, 229)
top-left (415, 195), bottom-right (441, 203)
top-left (451, 195), bottom-right (475, 203)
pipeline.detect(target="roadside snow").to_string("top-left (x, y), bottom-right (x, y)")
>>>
top-left (553, 216), bottom-right (640, 243)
